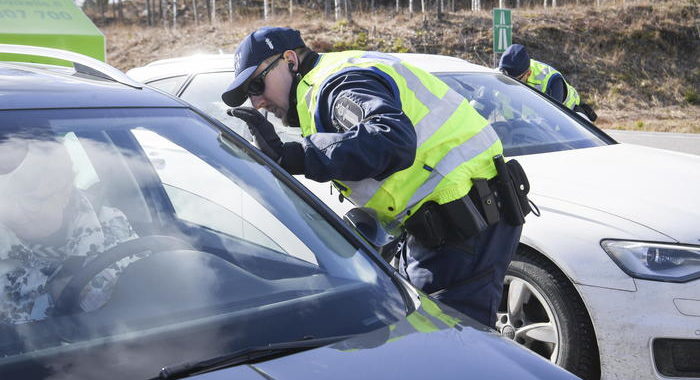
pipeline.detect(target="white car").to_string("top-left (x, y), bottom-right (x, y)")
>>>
top-left (128, 53), bottom-right (700, 380)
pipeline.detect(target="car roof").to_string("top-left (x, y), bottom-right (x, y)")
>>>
top-left (0, 64), bottom-right (185, 110)
top-left (393, 53), bottom-right (497, 74)
top-left (127, 54), bottom-right (236, 82)
top-left (0, 45), bottom-right (186, 110)
top-left (126, 52), bottom-right (497, 82)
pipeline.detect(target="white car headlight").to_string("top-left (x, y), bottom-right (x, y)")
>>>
top-left (601, 240), bottom-right (700, 283)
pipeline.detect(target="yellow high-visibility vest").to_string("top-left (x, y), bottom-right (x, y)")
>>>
top-left (527, 59), bottom-right (581, 109)
top-left (297, 51), bottom-right (502, 223)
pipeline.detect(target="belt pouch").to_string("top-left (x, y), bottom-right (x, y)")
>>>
top-left (494, 155), bottom-right (525, 226)
top-left (441, 196), bottom-right (488, 239)
top-left (404, 201), bottom-right (447, 248)
top-left (505, 159), bottom-right (532, 218)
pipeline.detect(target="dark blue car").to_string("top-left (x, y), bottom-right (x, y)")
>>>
top-left (0, 45), bottom-right (577, 380)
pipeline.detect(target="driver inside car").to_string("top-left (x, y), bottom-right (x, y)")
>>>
top-left (0, 129), bottom-right (139, 325)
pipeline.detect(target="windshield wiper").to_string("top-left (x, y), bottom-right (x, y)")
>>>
top-left (155, 335), bottom-right (353, 379)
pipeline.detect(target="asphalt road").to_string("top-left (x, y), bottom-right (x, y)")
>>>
top-left (604, 130), bottom-right (700, 156)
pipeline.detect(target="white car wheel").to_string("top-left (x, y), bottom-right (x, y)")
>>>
top-left (497, 275), bottom-right (561, 362)
top-left (498, 249), bottom-right (600, 380)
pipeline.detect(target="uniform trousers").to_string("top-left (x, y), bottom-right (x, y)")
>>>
top-left (399, 220), bottom-right (522, 328)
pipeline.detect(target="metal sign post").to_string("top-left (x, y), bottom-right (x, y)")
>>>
top-left (492, 8), bottom-right (512, 67)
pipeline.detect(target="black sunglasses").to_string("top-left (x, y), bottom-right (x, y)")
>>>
top-left (246, 55), bottom-right (283, 97)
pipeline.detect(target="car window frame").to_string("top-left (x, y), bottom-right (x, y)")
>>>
top-left (524, 78), bottom-right (618, 146)
top-left (145, 74), bottom-right (189, 95)
top-left (177, 69), bottom-right (232, 97)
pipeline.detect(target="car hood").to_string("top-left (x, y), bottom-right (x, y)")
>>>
top-left (517, 143), bottom-right (700, 244)
top-left (190, 295), bottom-right (576, 380)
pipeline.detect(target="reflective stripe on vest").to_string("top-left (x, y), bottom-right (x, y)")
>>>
top-left (526, 60), bottom-right (581, 110)
top-left (296, 51), bottom-right (501, 222)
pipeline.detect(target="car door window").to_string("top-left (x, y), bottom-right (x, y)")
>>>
top-left (132, 128), bottom-right (316, 263)
top-left (179, 71), bottom-right (252, 140)
top-left (146, 75), bottom-right (187, 94)
top-left (63, 131), bottom-right (100, 191)
top-left (178, 71), bottom-right (301, 143)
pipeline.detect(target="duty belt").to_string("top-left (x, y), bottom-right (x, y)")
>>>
top-left (404, 156), bottom-right (531, 248)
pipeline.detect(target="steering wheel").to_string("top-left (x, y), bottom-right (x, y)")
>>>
top-left (50, 235), bottom-right (195, 316)
top-left (490, 121), bottom-right (514, 145)
top-left (509, 119), bottom-right (551, 146)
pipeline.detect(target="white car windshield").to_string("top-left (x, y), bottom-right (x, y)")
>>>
top-left (436, 72), bottom-right (608, 156)
top-left (0, 107), bottom-right (406, 379)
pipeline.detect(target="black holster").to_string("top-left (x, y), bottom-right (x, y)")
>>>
top-left (404, 195), bottom-right (491, 249)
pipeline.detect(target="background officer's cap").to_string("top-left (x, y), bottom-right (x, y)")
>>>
top-left (222, 26), bottom-right (306, 107)
top-left (499, 44), bottom-right (530, 78)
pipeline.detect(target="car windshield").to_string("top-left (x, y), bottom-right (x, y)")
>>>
top-left (0, 108), bottom-right (405, 379)
top-left (436, 72), bottom-right (608, 156)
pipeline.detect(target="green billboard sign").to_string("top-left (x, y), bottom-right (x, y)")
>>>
top-left (0, 0), bottom-right (105, 63)
top-left (492, 8), bottom-right (512, 54)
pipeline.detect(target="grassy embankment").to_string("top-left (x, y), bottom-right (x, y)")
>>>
top-left (99, 0), bottom-right (699, 132)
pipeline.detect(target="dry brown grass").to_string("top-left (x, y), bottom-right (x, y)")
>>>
top-left (101, 0), bottom-right (699, 132)
top-left (597, 105), bottom-right (700, 133)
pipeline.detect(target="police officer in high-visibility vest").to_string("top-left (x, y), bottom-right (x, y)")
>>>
top-left (222, 27), bottom-right (530, 328)
top-left (499, 44), bottom-right (597, 122)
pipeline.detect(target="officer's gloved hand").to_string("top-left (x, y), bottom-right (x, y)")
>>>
top-left (229, 106), bottom-right (305, 175)
top-left (230, 106), bottom-right (283, 162)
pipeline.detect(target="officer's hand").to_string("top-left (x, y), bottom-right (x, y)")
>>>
top-left (229, 107), bottom-right (283, 162)
top-left (228, 107), bottom-right (306, 175)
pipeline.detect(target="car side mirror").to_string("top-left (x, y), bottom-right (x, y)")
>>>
top-left (343, 207), bottom-right (402, 262)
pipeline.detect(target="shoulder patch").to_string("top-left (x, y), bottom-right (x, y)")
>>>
top-left (332, 96), bottom-right (364, 131)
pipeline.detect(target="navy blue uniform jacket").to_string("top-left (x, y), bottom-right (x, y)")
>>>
top-left (300, 69), bottom-right (417, 185)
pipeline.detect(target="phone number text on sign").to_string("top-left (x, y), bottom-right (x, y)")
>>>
top-left (0, 8), bottom-right (72, 18)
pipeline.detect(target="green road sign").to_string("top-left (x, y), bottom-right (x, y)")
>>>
top-left (0, 0), bottom-right (105, 64)
top-left (493, 8), bottom-right (512, 54)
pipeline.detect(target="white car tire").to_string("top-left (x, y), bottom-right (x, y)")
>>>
top-left (498, 249), bottom-right (600, 380)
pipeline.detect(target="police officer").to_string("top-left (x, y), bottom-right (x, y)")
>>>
top-left (222, 26), bottom-right (527, 328)
top-left (499, 44), bottom-right (597, 121)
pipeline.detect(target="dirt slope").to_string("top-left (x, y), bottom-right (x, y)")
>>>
top-left (98, 0), bottom-right (700, 132)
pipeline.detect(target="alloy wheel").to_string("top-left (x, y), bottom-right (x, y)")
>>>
top-left (496, 275), bottom-right (562, 363)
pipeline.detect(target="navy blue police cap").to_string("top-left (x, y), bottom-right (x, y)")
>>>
top-left (222, 27), bottom-right (306, 107)
top-left (498, 44), bottom-right (530, 77)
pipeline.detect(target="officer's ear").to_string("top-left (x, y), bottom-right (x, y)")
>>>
top-left (283, 50), bottom-right (298, 72)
